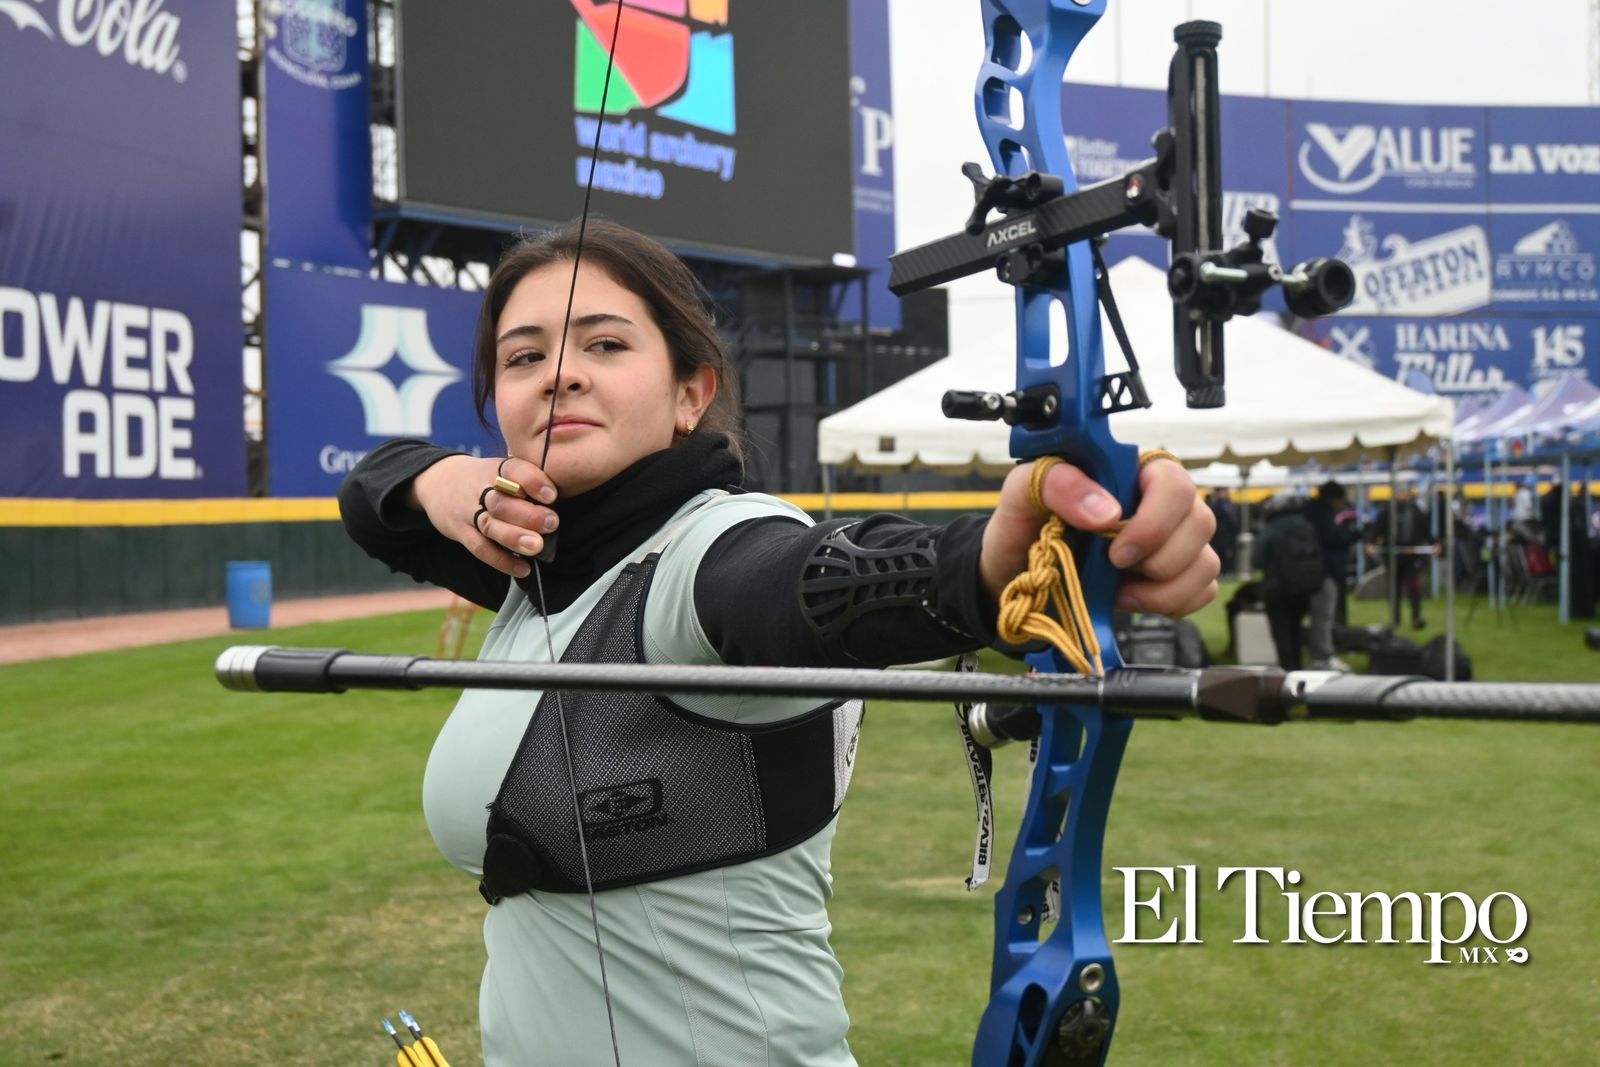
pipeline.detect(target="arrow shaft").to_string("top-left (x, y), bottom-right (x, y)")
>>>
top-left (215, 647), bottom-right (1600, 725)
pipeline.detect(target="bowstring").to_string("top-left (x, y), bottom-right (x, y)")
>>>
top-left (529, 4), bottom-right (628, 1064)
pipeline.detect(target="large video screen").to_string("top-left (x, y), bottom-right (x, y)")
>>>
top-left (395, 0), bottom-right (856, 264)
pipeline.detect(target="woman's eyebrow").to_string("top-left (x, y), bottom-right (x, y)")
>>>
top-left (496, 313), bottom-right (636, 346)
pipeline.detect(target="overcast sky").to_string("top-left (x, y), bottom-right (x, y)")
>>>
top-left (889, 0), bottom-right (1595, 106)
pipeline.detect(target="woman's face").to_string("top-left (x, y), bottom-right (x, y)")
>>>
top-left (493, 261), bottom-right (713, 495)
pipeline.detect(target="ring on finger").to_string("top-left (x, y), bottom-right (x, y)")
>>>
top-left (492, 475), bottom-right (527, 499)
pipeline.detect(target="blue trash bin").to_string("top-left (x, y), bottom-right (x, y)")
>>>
top-left (226, 560), bottom-right (272, 629)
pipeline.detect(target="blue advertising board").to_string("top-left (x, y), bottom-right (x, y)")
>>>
top-left (0, 0), bottom-right (243, 497)
top-left (1039, 86), bottom-right (1599, 397)
top-left (850, 0), bottom-right (898, 330)
top-left (261, 0), bottom-right (372, 270)
top-left (1290, 102), bottom-right (1488, 206)
top-left (1303, 316), bottom-right (1599, 398)
top-left (1290, 209), bottom-right (1494, 318)
top-left (1485, 107), bottom-right (1600, 313)
top-left (264, 266), bottom-right (498, 496)
top-left (1288, 102), bottom-right (1493, 322)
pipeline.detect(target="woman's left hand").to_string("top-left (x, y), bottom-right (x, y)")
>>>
top-left (979, 457), bottom-right (1220, 617)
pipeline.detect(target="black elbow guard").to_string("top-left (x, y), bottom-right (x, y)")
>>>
top-left (798, 521), bottom-right (974, 643)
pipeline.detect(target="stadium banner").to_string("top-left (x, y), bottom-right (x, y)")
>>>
top-left (1303, 315), bottom-right (1599, 398)
top-left (1485, 107), bottom-right (1600, 313)
top-left (1291, 208), bottom-right (1494, 319)
top-left (393, 0), bottom-right (856, 265)
top-left (263, 266), bottom-right (497, 497)
top-left (0, 0), bottom-right (243, 498)
top-left (1289, 101), bottom-right (1488, 207)
top-left (1288, 101), bottom-right (1493, 324)
top-left (850, 0), bottom-right (898, 329)
top-left (261, 0), bottom-right (372, 270)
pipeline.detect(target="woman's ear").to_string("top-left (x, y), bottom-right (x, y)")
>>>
top-left (677, 364), bottom-right (717, 426)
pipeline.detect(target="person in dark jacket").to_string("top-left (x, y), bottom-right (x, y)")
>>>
top-left (1251, 490), bottom-right (1325, 669)
top-left (1367, 486), bottom-right (1436, 629)
top-left (1207, 487), bottom-right (1239, 576)
top-left (1303, 479), bottom-right (1358, 669)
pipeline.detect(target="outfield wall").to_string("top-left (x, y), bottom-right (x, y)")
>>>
top-left (0, 495), bottom-right (988, 626)
top-left (0, 500), bottom-right (411, 626)
top-left (5, 485), bottom-right (1590, 626)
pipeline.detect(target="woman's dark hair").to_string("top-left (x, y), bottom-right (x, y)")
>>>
top-left (471, 217), bottom-right (745, 465)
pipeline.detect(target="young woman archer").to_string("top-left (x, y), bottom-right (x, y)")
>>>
top-left (339, 218), bottom-right (1218, 1066)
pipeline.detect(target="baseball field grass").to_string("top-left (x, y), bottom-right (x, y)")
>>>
top-left (0, 588), bottom-right (1595, 1065)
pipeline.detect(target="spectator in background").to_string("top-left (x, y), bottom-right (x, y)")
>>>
top-left (1207, 487), bottom-right (1239, 576)
top-left (1252, 490), bottom-right (1326, 669)
top-left (1303, 479), bottom-right (1358, 670)
top-left (1368, 485), bottom-right (1436, 630)
top-left (1540, 479), bottom-right (1573, 553)
top-left (1512, 475), bottom-right (1538, 525)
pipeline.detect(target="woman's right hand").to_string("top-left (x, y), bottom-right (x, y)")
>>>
top-left (408, 455), bottom-right (561, 578)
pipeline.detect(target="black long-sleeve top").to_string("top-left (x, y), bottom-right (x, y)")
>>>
top-left (338, 440), bottom-right (1000, 669)
top-left (1303, 498), bottom-right (1359, 581)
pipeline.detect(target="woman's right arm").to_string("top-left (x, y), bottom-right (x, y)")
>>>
top-left (339, 440), bottom-right (544, 609)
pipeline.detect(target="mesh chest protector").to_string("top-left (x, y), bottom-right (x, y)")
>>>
top-left (480, 539), bottom-right (865, 903)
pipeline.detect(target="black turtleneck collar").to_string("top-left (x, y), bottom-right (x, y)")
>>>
top-left (514, 433), bottom-right (743, 614)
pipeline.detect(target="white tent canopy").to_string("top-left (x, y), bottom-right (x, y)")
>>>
top-left (818, 259), bottom-right (1456, 474)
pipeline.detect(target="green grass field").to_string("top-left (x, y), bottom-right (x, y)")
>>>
top-left (1, 589), bottom-right (1596, 1066)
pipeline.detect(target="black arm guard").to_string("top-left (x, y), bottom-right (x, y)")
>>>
top-left (799, 519), bottom-right (980, 646)
top-left (695, 513), bottom-right (995, 669)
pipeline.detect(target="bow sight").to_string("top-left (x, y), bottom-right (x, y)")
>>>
top-left (888, 20), bottom-right (1356, 414)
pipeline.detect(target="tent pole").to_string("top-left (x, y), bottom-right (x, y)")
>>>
top-left (1235, 465), bottom-right (1253, 581)
top-left (1560, 451), bottom-right (1571, 625)
top-left (1354, 455), bottom-right (1367, 586)
top-left (1388, 448), bottom-right (1400, 630)
top-left (1428, 458), bottom-right (1440, 599)
top-left (1485, 452), bottom-right (1497, 612)
top-left (1496, 452), bottom-right (1509, 610)
top-left (1444, 441), bottom-right (1457, 681)
top-left (821, 463), bottom-right (834, 522)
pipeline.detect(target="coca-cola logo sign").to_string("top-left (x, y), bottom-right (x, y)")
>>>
top-left (0, 0), bottom-right (186, 82)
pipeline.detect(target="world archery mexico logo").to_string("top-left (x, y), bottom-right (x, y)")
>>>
top-left (572, 0), bottom-right (734, 135)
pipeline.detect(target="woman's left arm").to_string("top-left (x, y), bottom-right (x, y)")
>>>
top-left (691, 457), bottom-right (1217, 669)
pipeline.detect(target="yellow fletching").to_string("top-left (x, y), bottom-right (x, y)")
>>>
top-left (421, 1037), bottom-right (451, 1067)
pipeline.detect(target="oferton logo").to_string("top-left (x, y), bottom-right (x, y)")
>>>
top-left (325, 306), bottom-right (462, 437)
top-left (572, 0), bottom-right (734, 136)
